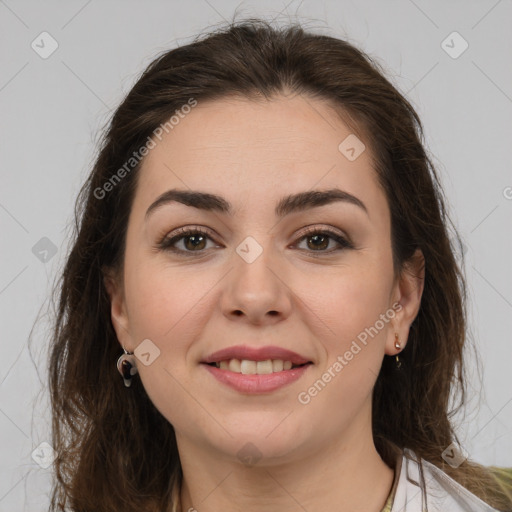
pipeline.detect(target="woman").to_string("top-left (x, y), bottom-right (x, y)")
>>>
top-left (48, 18), bottom-right (512, 512)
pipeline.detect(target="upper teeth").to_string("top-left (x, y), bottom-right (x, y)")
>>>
top-left (215, 359), bottom-right (295, 374)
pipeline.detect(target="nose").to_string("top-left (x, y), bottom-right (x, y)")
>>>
top-left (220, 240), bottom-right (293, 326)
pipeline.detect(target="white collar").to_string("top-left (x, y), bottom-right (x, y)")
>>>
top-left (390, 448), bottom-right (499, 511)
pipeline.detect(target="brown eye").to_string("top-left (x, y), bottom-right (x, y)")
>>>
top-left (183, 234), bottom-right (207, 251)
top-left (306, 233), bottom-right (330, 250)
top-left (159, 228), bottom-right (218, 255)
top-left (295, 228), bottom-right (353, 253)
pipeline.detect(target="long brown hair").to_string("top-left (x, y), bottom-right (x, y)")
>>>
top-left (46, 17), bottom-right (511, 511)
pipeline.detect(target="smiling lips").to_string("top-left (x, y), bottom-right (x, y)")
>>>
top-left (202, 344), bottom-right (312, 365)
top-left (201, 344), bottom-right (313, 393)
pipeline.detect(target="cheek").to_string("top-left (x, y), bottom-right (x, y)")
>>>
top-left (299, 269), bottom-right (393, 411)
top-left (122, 259), bottom-right (211, 423)
top-left (304, 263), bottom-right (393, 345)
top-left (124, 256), bottom-right (210, 341)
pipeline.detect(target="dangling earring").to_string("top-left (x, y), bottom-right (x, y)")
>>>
top-left (117, 347), bottom-right (138, 387)
top-left (394, 333), bottom-right (402, 369)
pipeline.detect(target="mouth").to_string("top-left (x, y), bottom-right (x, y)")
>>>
top-left (201, 359), bottom-right (313, 394)
top-left (200, 345), bottom-right (313, 392)
top-left (203, 359), bottom-right (313, 375)
top-left (202, 344), bottom-right (312, 368)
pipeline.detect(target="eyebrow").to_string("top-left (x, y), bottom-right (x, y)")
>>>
top-left (145, 187), bottom-right (368, 220)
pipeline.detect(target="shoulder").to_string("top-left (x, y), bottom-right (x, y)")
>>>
top-left (390, 448), bottom-right (501, 512)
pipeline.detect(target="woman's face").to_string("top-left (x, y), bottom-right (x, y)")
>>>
top-left (106, 93), bottom-right (422, 465)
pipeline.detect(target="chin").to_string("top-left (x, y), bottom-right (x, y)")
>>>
top-left (208, 427), bottom-right (309, 467)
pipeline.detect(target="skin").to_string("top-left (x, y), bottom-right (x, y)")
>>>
top-left (105, 92), bottom-right (424, 512)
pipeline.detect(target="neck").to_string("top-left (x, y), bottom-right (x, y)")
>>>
top-left (175, 419), bottom-right (395, 512)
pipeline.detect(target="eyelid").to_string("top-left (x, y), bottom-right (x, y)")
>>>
top-left (157, 225), bottom-right (220, 251)
top-left (158, 225), bottom-right (216, 243)
top-left (296, 224), bottom-right (348, 239)
top-left (294, 225), bottom-right (354, 252)
top-left (158, 224), bottom-right (353, 255)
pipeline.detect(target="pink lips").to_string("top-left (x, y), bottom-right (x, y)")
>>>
top-left (203, 364), bottom-right (311, 393)
top-left (201, 345), bottom-right (311, 365)
top-left (201, 344), bottom-right (313, 394)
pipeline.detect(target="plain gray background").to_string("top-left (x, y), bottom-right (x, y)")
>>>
top-left (1, 0), bottom-right (511, 510)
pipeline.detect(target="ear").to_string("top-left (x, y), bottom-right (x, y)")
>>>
top-left (102, 265), bottom-right (134, 352)
top-left (385, 249), bottom-right (425, 355)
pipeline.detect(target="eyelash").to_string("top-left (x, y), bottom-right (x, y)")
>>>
top-left (157, 225), bottom-right (353, 257)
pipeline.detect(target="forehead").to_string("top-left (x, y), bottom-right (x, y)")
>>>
top-left (133, 93), bottom-right (383, 217)
top-left (148, 94), bottom-right (360, 162)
